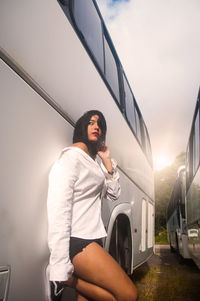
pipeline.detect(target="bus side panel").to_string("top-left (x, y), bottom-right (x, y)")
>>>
top-left (167, 213), bottom-right (179, 250)
top-left (0, 60), bottom-right (73, 301)
top-left (0, 0), bottom-right (154, 201)
top-left (102, 169), bottom-right (154, 270)
top-left (186, 168), bottom-right (200, 268)
top-left (131, 194), bottom-right (154, 267)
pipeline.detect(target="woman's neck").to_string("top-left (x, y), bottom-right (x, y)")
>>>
top-left (72, 142), bottom-right (96, 160)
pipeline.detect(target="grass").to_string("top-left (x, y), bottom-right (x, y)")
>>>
top-left (132, 255), bottom-right (200, 300)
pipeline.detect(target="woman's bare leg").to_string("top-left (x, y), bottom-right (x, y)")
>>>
top-left (76, 292), bottom-right (90, 301)
top-left (71, 242), bottom-right (138, 301)
top-left (71, 277), bottom-right (116, 301)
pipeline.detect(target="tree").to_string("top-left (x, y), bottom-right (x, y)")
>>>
top-left (154, 152), bottom-right (185, 235)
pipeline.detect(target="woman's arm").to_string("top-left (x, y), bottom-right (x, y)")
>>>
top-left (98, 146), bottom-right (121, 201)
top-left (47, 150), bottom-right (78, 281)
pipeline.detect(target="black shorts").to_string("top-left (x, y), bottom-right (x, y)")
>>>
top-left (69, 237), bottom-right (103, 261)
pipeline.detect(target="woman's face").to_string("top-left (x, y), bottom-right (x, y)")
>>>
top-left (87, 115), bottom-right (102, 142)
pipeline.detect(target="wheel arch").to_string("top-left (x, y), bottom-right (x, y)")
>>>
top-left (104, 203), bottom-right (133, 274)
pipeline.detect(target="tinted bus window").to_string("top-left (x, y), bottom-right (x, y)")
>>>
top-left (193, 110), bottom-right (200, 174)
top-left (186, 145), bottom-right (190, 188)
top-left (73, 0), bottom-right (104, 71)
top-left (135, 108), bottom-right (142, 144)
top-left (186, 137), bottom-right (194, 189)
top-left (104, 36), bottom-right (120, 103)
top-left (143, 124), bottom-right (152, 163)
top-left (123, 74), bottom-right (136, 133)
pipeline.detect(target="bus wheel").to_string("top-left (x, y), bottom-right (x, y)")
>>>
top-left (176, 234), bottom-right (184, 264)
top-left (169, 240), bottom-right (175, 253)
top-left (109, 215), bottom-right (132, 274)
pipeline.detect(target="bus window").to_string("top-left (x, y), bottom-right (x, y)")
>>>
top-left (143, 123), bottom-right (153, 164)
top-left (192, 110), bottom-right (200, 175)
top-left (123, 74), bottom-right (136, 133)
top-left (73, 0), bottom-right (104, 71)
top-left (104, 35), bottom-right (120, 103)
top-left (186, 144), bottom-right (192, 189)
top-left (135, 107), bottom-right (142, 144)
top-left (180, 171), bottom-right (186, 218)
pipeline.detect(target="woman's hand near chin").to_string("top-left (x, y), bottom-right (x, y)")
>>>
top-left (98, 146), bottom-right (113, 176)
top-left (97, 144), bottom-right (110, 161)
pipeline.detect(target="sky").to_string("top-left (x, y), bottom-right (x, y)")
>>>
top-left (96, 0), bottom-right (200, 170)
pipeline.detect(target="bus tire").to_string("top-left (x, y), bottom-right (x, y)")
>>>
top-left (109, 215), bottom-right (132, 274)
top-left (176, 234), bottom-right (184, 264)
top-left (169, 240), bottom-right (175, 253)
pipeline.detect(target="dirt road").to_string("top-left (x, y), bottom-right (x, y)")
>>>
top-left (132, 245), bottom-right (200, 301)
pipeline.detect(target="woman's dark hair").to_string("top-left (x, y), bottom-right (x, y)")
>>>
top-left (73, 110), bottom-right (107, 156)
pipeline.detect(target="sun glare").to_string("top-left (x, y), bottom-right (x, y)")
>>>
top-left (154, 154), bottom-right (173, 171)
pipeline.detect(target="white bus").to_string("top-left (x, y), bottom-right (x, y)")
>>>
top-left (185, 88), bottom-right (200, 268)
top-left (167, 88), bottom-right (200, 268)
top-left (166, 166), bottom-right (190, 259)
top-left (0, 1), bottom-right (154, 300)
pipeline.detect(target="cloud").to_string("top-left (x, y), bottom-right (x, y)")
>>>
top-left (97, 0), bottom-right (200, 165)
top-left (110, 0), bottom-right (130, 3)
top-left (97, 0), bottom-right (131, 20)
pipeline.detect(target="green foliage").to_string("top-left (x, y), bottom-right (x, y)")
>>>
top-left (155, 227), bottom-right (168, 244)
top-left (154, 152), bottom-right (186, 235)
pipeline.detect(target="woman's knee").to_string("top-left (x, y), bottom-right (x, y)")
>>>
top-left (117, 285), bottom-right (138, 301)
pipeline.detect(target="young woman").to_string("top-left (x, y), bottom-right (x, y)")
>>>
top-left (47, 110), bottom-right (138, 301)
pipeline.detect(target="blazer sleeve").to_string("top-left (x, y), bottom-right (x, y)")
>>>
top-left (47, 150), bottom-right (78, 281)
top-left (100, 158), bottom-right (121, 201)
